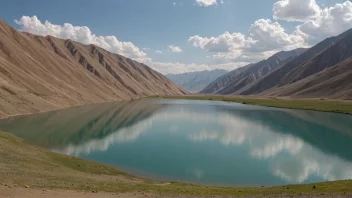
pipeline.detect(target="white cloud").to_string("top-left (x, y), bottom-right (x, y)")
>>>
top-left (188, 32), bottom-right (253, 52)
top-left (15, 16), bottom-right (150, 63)
top-left (149, 61), bottom-right (249, 74)
top-left (296, 1), bottom-right (352, 43)
top-left (189, 19), bottom-right (305, 63)
top-left (273, 0), bottom-right (321, 22)
top-left (248, 19), bottom-right (305, 52)
top-left (14, 16), bottom-right (247, 75)
top-left (168, 45), bottom-right (183, 53)
top-left (212, 50), bottom-right (243, 62)
top-left (155, 50), bottom-right (163, 54)
top-left (214, 50), bottom-right (279, 63)
top-left (195, 0), bottom-right (223, 7)
top-left (189, 1), bottom-right (352, 64)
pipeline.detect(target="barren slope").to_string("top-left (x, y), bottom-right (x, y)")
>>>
top-left (166, 69), bottom-right (227, 92)
top-left (278, 31), bottom-right (352, 86)
top-left (200, 64), bottom-right (252, 94)
top-left (260, 29), bottom-right (352, 99)
top-left (216, 49), bottom-right (306, 95)
top-left (0, 19), bottom-right (185, 117)
top-left (265, 56), bottom-right (352, 99)
top-left (238, 30), bottom-right (352, 95)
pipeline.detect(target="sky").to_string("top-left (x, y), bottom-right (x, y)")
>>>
top-left (1, 0), bottom-right (351, 74)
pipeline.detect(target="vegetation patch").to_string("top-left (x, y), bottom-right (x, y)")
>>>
top-left (158, 95), bottom-right (352, 115)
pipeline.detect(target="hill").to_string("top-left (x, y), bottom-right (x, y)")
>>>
top-left (265, 56), bottom-right (352, 99)
top-left (201, 49), bottom-right (306, 94)
top-left (166, 69), bottom-right (227, 92)
top-left (200, 64), bottom-right (252, 94)
top-left (240, 29), bottom-right (352, 96)
top-left (0, 19), bottom-right (185, 117)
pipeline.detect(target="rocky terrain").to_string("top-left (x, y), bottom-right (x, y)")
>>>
top-left (201, 28), bottom-right (352, 99)
top-left (240, 29), bottom-right (352, 97)
top-left (0, 19), bottom-right (186, 118)
top-left (200, 64), bottom-right (252, 94)
top-left (201, 49), bottom-right (306, 94)
top-left (265, 56), bottom-right (352, 99)
top-left (166, 69), bottom-right (227, 92)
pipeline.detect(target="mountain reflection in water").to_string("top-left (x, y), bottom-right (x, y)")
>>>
top-left (1, 99), bottom-right (352, 186)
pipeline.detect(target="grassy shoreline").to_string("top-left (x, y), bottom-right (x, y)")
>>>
top-left (1, 131), bottom-right (352, 196)
top-left (157, 95), bottom-right (352, 115)
top-left (1, 95), bottom-right (352, 196)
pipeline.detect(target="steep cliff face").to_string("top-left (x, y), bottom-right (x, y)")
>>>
top-left (0, 19), bottom-right (186, 117)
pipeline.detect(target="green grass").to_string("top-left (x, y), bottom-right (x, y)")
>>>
top-left (1, 131), bottom-right (352, 196)
top-left (157, 95), bottom-right (352, 115)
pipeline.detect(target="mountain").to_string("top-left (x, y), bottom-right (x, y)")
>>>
top-left (0, 99), bottom-right (165, 149)
top-left (265, 52), bottom-right (352, 99)
top-left (201, 49), bottom-right (306, 94)
top-left (240, 29), bottom-right (352, 96)
top-left (200, 64), bottom-right (252, 94)
top-left (166, 69), bottom-right (228, 92)
top-left (0, 19), bottom-right (185, 117)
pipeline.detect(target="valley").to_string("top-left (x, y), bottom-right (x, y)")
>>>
top-left (1, 1), bottom-right (352, 197)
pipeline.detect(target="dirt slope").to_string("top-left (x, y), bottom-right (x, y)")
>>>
top-left (200, 64), bottom-right (252, 94)
top-left (0, 19), bottom-right (185, 117)
top-left (277, 30), bottom-right (352, 87)
top-left (166, 69), bottom-right (228, 93)
top-left (215, 49), bottom-right (306, 95)
top-left (238, 31), bottom-right (349, 96)
top-left (260, 29), bottom-right (352, 99)
top-left (265, 56), bottom-right (352, 99)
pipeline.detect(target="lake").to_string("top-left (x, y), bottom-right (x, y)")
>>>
top-left (1, 99), bottom-right (352, 187)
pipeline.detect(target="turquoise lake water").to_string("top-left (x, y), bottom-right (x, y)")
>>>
top-left (1, 99), bottom-right (352, 186)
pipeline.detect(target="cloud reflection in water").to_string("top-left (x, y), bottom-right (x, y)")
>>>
top-left (57, 105), bottom-right (352, 184)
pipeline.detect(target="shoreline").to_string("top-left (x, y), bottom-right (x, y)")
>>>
top-left (0, 96), bottom-right (148, 120)
top-left (157, 95), bottom-right (352, 115)
top-left (2, 95), bottom-right (352, 196)
top-left (2, 95), bottom-right (352, 120)
top-left (1, 131), bottom-right (352, 196)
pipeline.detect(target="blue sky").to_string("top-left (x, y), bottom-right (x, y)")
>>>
top-left (0, 0), bottom-right (350, 74)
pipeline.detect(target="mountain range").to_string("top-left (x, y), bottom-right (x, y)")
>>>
top-left (166, 69), bottom-right (228, 92)
top-left (1, 15), bottom-right (352, 119)
top-left (201, 49), bottom-right (306, 94)
top-left (201, 28), bottom-right (352, 99)
top-left (0, 19), bottom-right (185, 117)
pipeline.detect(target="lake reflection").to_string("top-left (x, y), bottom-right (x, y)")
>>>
top-left (1, 99), bottom-right (352, 186)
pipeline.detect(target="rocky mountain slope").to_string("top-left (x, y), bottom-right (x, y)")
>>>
top-left (265, 55), bottom-right (352, 99)
top-left (201, 28), bottom-right (352, 99)
top-left (200, 64), bottom-right (252, 94)
top-left (240, 29), bottom-right (352, 96)
top-left (201, 49), bottom-right (306, 94)
top-left (0, 19), bottom-right (185, 117)
top-left (166, 69), bottom-right (227, 92)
